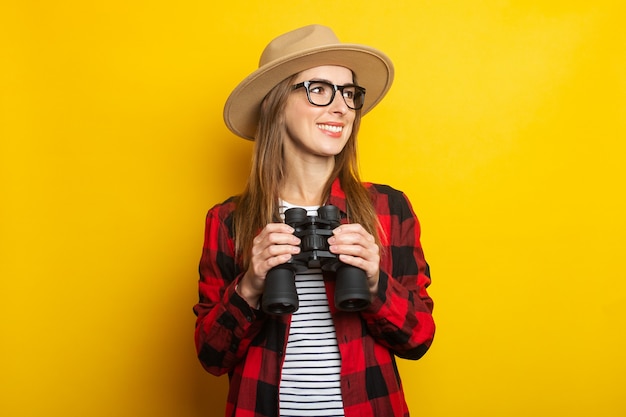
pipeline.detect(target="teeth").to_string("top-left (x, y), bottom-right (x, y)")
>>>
top-left (318, 124), bottom-right (343, 133)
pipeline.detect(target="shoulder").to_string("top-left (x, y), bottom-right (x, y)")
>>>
top-left (363, 182), bottom-right (408, 205)
top-left (363, 182), bottom-right (416, 221)
top-left (364, 182), bottom-right (404, 197)
top-left (206, 196), bottom-right (239, 227)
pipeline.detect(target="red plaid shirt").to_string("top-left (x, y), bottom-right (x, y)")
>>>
top-left (194, 178), bottom-right (435, 417)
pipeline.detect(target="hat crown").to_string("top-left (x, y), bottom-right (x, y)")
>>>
top-left (259, 25), bottom-right (340, 67)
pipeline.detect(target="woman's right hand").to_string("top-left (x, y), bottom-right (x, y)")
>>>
top-left (237, 223), bottom-right (301, 307)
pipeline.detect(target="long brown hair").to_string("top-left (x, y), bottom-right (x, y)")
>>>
top-left (233, 73), bottom-right (380, 270)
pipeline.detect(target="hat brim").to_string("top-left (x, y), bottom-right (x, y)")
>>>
top-left (223, 44), bottom-right (394, 140)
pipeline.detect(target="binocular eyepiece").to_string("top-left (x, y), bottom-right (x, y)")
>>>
top-left (261, 205), bottom-right (371, 315)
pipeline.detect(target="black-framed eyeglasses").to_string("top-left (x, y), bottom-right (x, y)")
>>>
top-left (293, 80), bottom-right (366, 110)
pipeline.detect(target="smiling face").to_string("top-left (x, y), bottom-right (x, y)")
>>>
top-left (282, 65), bottom-right (357, 161)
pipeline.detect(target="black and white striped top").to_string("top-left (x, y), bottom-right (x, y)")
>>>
top-left (279, 203), bottom-right (345, 417)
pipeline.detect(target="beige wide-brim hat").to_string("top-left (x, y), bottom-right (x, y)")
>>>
top-left (223, 24), bottom-right (394, 140)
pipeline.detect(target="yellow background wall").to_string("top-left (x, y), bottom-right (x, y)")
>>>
top-left (1, 1), bottom-right (624, 416)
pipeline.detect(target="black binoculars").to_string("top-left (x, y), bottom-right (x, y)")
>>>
top-left (261, 205), bottom-right (371, 315)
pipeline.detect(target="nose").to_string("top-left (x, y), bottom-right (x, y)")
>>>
top-left (328, 90), bottom-right (349, 114)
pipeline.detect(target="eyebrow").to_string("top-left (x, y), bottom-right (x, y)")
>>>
top-left (307, 78), bottom-right (357, 86)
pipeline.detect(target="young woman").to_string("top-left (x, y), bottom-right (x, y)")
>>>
top-left (193, 25), bottom-right (436, 417)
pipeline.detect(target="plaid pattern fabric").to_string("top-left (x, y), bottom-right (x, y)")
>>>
top-left (194, 178), bottom-right (435, 417)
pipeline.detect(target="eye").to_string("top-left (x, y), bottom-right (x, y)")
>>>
top-left (309, 82), bottom-right (331, 96)
top-left (342, 88), bottom-right (355, 100)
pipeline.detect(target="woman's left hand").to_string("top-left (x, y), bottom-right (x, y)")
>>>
top-left (328, 224), bottom-right (380, 295)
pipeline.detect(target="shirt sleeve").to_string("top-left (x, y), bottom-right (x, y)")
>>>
top-left (361, 186), bottom-right (436, 360)
top-left (193, 201), bottom-right (267, 376)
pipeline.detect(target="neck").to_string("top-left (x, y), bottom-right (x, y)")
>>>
top-left (281, 156), bottom-right (335, 206)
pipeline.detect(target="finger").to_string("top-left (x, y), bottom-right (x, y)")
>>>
top-left (253, 226), bottom-right (300, 252)
top-left (265, 232), bottom-right (301, 246)
top-left (250, 250), bottom-right (296, 278)
top-left (329, 235), bottom-right (379, 273)
top-left (331, 243), bottom-right (379, 261)
top-left (331, 224), bottom-right (375, 244)
top-left (329, 230), bottom-right (379, 252)
top-left (254, 223), bottom-right (294, 242)
top-left (266, 243), bottom-right (300, 257)
top-left (266, 252), bottom-right (295, 268)
top-left (337, 253), bottom-right (379, 279)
